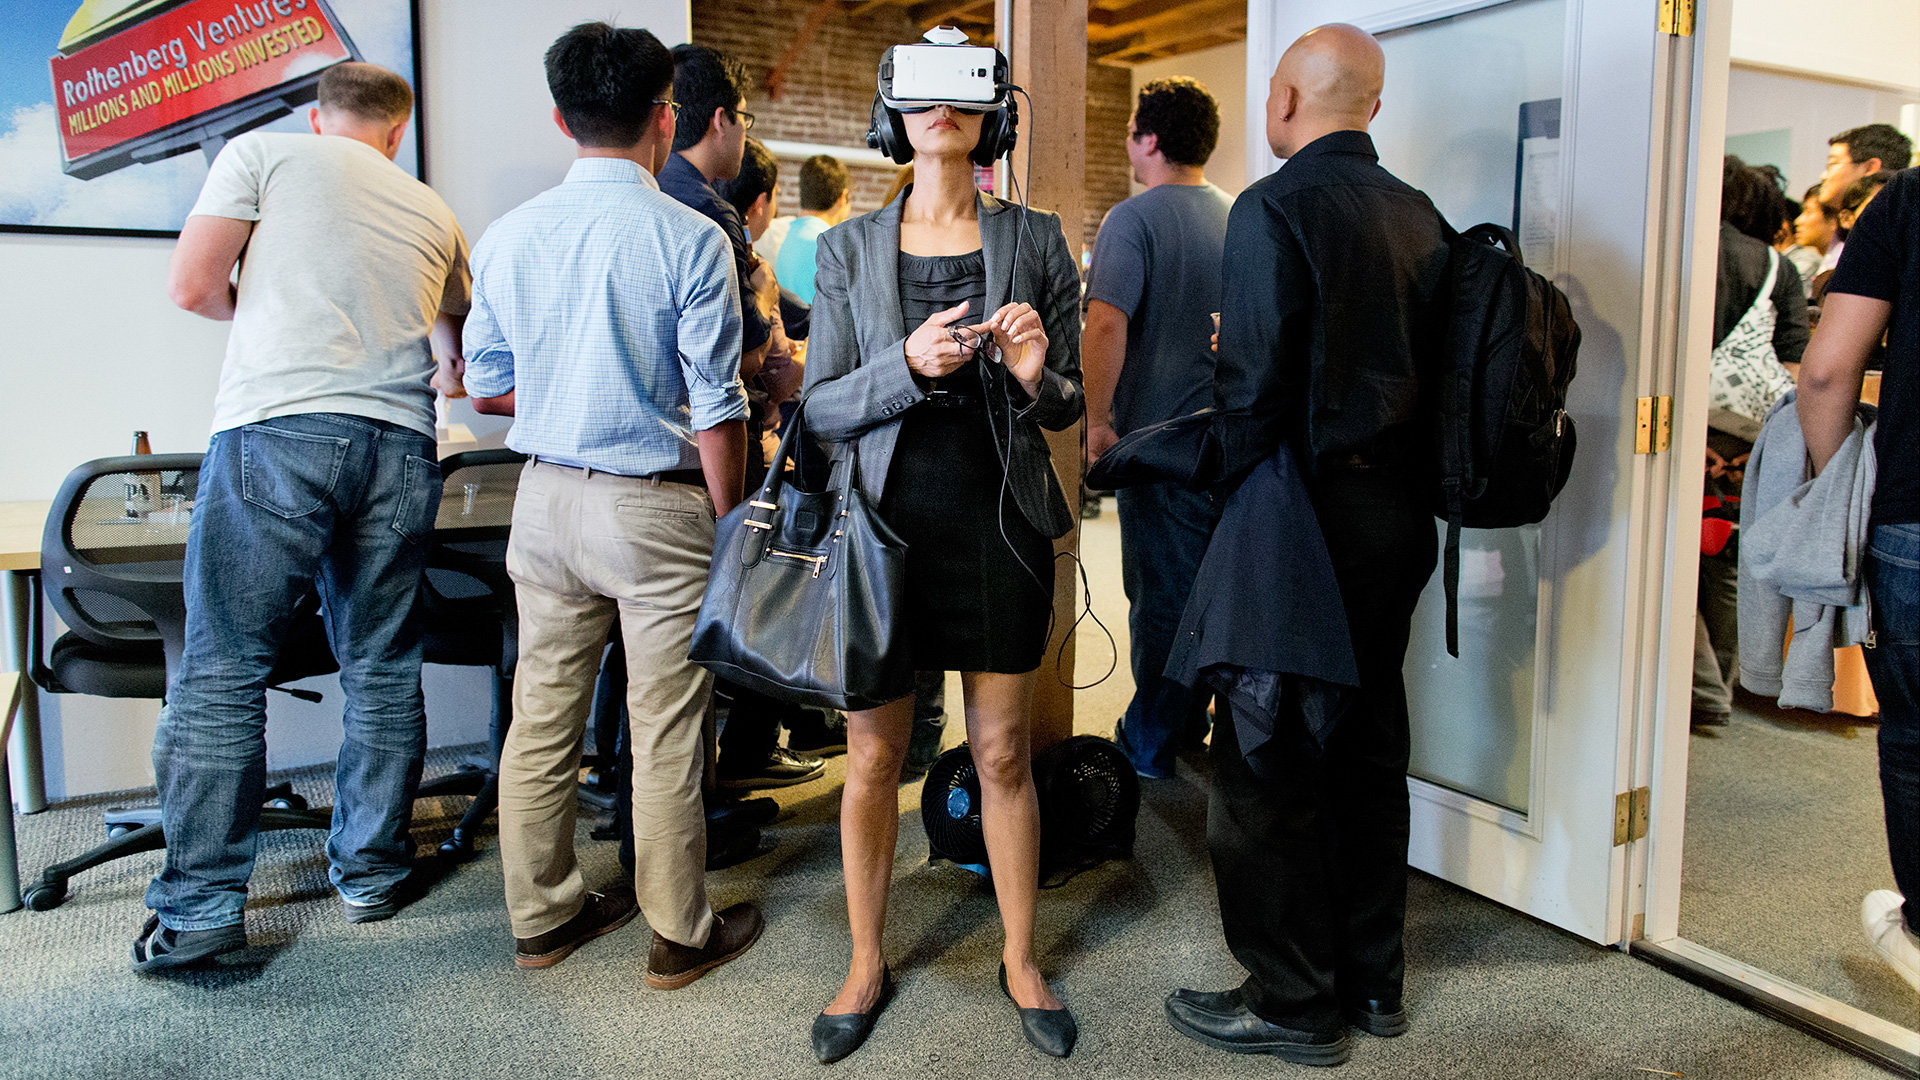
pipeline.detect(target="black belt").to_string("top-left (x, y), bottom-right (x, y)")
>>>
top-left (530, 457), bottom-right (704, 487)
top-left (921, 389), bottom-right (985, 408)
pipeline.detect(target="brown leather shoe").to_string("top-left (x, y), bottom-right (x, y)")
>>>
top-left (645, 901), bottom-right (764, 989)
top-left (514, 888), bottom-right (638, 969)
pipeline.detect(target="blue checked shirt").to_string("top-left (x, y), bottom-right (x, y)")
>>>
top-left (463, 157), bottom-right (748, 475)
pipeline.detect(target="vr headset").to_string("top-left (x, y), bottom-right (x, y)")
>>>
top-left (867, 27), bottom-right (1017, 167)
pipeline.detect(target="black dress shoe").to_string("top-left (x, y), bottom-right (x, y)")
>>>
top-left (811, 967), bottom-right (893, 1063)
top-left (1345, 997), bottom-right (1408, 1037)
top-left (999, 963), bottom-right (1077, 1058)
top-left (717, 746), bottom-right (827, 790)
top-left (1164, 987), bottom-right (1350, 1067)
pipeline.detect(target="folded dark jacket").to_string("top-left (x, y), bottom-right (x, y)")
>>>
top-left (1085, 408), bottom-right (1217, 490)
top-left (1165, 443), bottom-right (1358, 774)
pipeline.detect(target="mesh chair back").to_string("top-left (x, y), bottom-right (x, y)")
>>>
top-left (41, 454), bottom-right (201, 651)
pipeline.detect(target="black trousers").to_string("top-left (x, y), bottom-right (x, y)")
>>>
top-left (1206, 466), bottom-right (1437, 1032)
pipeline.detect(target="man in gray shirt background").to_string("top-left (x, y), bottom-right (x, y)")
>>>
top-left (1085, 77), bottom-right (1234, 779)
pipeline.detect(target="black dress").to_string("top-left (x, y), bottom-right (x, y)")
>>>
top-left (881, 250), bottom-right (1055, 673)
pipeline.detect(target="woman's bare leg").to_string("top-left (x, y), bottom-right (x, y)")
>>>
top-left (961, 669), bottom-right (1063, 1010)
top-left (827, 694), bottom-right (914, 1014)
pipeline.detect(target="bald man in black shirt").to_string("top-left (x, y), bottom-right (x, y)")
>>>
top-left (1166, 25), bottom-right (1450, 1067)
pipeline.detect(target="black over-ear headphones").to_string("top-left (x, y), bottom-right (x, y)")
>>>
top-left (866, 95), bottom-right (1017, 168)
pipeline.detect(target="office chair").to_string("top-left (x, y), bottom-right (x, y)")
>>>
top-left (23, 454), bottom-right (337, 910)
top-left (412, 450), bottom-right (524, 857)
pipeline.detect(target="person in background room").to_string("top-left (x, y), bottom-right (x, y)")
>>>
top-left (799, 40), bottom-right (1085, 1061)
top-left (139, 62), bottom-right (470, 971)
top-left (1817, 123), bottom-right (1914, 273)
top-left (1796, 167), bottom-right (1920, 992)
top-left (660, 44), bottom-right (829, 793)
top-left (1084, 76), bottom-right (1234, 780)
top-left (1691, 157), bottom-right (1809, 728)
top-left (776, 153), bottom-right (854, 305)
top-left (461, 21), bottom-right (762, 986)
top-left (1788, 183), bottom-right (1836, 296)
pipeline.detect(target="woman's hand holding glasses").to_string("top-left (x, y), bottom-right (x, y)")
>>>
top-left (972, 302), bottom-right (1047, 401)
top-left (904, 301), bottom-right (978, 379)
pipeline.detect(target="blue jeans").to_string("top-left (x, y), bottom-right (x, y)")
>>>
top-left (147, 414), bottom-right (441, 931)
top-left (1113, 481), bottom-right (1220, 777)
top-left (1863, 522), bottom-right (1919, 926)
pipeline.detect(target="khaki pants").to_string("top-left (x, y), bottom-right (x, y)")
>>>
top-left (498, 459), bottom-right (715, 947)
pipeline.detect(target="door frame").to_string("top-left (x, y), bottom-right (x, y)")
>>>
top-left (1630, 0), bottom-right (1920, 1070)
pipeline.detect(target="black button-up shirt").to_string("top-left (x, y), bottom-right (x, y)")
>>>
top-left (658, 152), bottom-right (772, 354)
top-left (1211, 130), bottom-right (1450, 481)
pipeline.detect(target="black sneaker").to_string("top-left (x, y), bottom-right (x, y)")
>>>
top-left (718, 746), bottom-right (827, 790)
top-left (785, 711), bottom-right (848, 757)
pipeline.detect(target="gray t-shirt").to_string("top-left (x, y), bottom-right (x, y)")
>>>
top-left (1085, 182), bottom-right (1233, 435)
top-left (191, 131), bottom-right (471, 437)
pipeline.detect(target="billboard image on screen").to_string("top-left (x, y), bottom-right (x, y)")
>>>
top-left (1, 0), bottom-right (421, 236)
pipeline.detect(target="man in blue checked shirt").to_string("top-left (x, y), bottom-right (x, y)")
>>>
top-left (457, 21), bottom-right (764, 987)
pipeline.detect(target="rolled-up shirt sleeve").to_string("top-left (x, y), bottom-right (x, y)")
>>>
top-left (679, 228), bottom-right (749, 429)
top-left (461, 272), bottom-right (515, 398)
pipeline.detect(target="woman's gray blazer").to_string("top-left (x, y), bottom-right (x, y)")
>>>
top-left (799, 191), bottom-right (1085, 539)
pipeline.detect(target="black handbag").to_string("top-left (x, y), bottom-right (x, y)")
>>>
top-left (690, 404), bottom-right (912, 711)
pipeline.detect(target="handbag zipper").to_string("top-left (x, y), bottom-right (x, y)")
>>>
top-left (767, 548), bottom-right (827, 577)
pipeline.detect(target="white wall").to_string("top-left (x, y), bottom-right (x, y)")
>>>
top-left (1130, 41), bottom-right (1249, 196)
top-left (1731, 0), bottom-right (1920, 94)
top-left (2, 0), bottom-right (690, 798)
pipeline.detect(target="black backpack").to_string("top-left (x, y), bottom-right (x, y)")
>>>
top-left (1432, 222), bottom-right (1581, 656)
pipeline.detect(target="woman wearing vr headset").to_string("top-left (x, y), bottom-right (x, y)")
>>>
top-left (798, 34), bottom-right (1085, 1064)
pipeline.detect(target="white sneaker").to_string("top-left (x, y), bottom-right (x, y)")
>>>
top-left (1861, 890), bottom-right (1920, 991)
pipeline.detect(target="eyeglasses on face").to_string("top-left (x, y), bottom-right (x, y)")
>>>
top-left (732, 108), bottom-right (756, 130)
top-left (653, 99), bottom-right (681, 118)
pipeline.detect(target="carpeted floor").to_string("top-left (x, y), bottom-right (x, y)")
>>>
top-left (0, 507), bottom-right (1895, 1079)
top-left (1681, 689), bottom-right (1919, 1029)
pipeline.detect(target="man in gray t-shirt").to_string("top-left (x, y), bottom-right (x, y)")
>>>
top-left (135, 63), bottom-right (469, 971)
top-left (1085, 78), bottom-right (1233, 779)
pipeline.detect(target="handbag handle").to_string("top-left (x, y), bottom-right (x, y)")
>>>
top-left (737, 403), bottom-right (863, 566)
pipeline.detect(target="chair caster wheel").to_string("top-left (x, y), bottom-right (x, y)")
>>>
top-left (23, 879), bottom-right (67, 911)
top-left (263, 794), bottom-right (309, 811)
top-left (106, 823), bottom-right (139, 840)
top-left (437, 834), bottom-right (473, 858)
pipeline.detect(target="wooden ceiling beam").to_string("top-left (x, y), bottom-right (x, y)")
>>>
top-left (847, 0), bottom-right (913, 15)
top-left (1087, 0), bottom-right (1242, 43)
top-left (908, 0), bottom-right (994, 28)
top-left (1094, 7), bottom-right (1246, 59)
top-left (1087, 0), bottom-right (1192, 32)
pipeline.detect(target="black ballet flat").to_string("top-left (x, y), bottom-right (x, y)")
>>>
top-left (811, 967), bottom-right (893, 1064)
top-left (999, 963), bottom-right (1077, 1058)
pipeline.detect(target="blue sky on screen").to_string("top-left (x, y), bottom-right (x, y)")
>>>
top-left (0, 0), bottom-right (418, 231)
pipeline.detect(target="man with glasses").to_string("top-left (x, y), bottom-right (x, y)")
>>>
top-left (659, 43), bottom-right (829, 794)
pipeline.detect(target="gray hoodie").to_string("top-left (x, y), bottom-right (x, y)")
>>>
top-left (1738, 391), bottom-right (1877, 712)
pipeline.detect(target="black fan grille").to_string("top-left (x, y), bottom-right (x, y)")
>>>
top-left (1040, 736), bottom-right (1139, 856)
top-left (920, 745), bottom-right (987, 866)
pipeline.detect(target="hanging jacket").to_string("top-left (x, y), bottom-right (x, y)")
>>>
top-left (1737, 391), bottom-right (1877, 711)
top-left (1164, 443), bottom-right (1357, 776)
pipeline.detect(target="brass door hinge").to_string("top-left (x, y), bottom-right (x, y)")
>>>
top-left (1614, 786), bottom-right (1651, 846)
top-left (1658, 0), bottom-right (1696, 36)
top-left (1634, 396), bottom-right (1672, 454)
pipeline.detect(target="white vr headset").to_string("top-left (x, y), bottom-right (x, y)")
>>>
top-left (877, 26), bottom-right (1009, 113)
